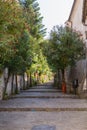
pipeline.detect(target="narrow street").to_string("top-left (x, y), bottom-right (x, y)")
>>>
top-left (0, 0), bottom-right (87, 130)
top-left (0, 84), bottom-right (87, 130)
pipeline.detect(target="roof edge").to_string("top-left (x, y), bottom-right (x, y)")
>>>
top-left (68, 0), bottom-right (77, 21)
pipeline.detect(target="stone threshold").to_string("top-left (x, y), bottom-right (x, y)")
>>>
top-left (0, 107), bottom-right (87, 112)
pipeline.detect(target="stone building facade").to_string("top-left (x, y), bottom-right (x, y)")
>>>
top-left (66, 0), bottom-right (87, 94)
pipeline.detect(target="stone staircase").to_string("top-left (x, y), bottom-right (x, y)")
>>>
top-left (0, 84), bottom-right (87, 112)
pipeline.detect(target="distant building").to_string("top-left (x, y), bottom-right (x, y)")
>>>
top-left (66, 0), bottom-right (87, 93)
top-left (66, 0), bottom-right (87, 39)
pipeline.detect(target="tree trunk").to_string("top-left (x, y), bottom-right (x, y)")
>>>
top-left (37, 73), bottom-right (40, 85)
top-left (29, 72), bottom-right (32, 87)
top-left (11, 73), bottom-right (14, 95)
top-left (57, 69), bottom-right (61, 89)
top-left (26, 73), bottom-right (29, 88)
top-left (61, 69), bottom-right (66, 93)
top-left (23, 73), bottom-right (25, 89)
top-left (2, 71), bottom-right (10, 99)
top-left (3, 80), bottom-right (8, 99)
top-left (61, 69), bottom-right (65, 82)
top-left (15, 75), bottom-right (18, 94)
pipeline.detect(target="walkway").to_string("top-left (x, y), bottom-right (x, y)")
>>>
top-left (0, 84), bottom-right (87, 130)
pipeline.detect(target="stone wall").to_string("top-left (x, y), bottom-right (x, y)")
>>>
top-left (66, 59), bottom-right (86, 94)
top-left (0, 69), bottom-right (29, 99)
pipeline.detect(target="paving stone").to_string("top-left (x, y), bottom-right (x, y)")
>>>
top-left (0, 85), bottom-right (87, 130)
top-left (32, 125), bottom-right (56, 130)
top-left (0, 111), bottom-right (87, 130)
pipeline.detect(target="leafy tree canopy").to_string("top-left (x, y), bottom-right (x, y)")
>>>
top-left (43, 26), bottom-right (85, 72)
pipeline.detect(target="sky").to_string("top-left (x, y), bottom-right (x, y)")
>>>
top-left (37, 0), bottom-right (74, 37)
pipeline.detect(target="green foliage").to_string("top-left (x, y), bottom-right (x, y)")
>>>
top-left (0, 0), bottom-right (51, 86)
top-left (19, 0), bottom-right (50, 83)
top-left (30, 49), bottom-right (51, 74)
top-left (46, 26), bottom-right (85, 71)
top-left (6, 30), bottom-right (33, 75)
top-left (19, 0), bottom-right (46, 38)
top-left (0, 0), bottom-right (25, 70)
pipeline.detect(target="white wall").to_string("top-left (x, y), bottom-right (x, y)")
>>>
top-left (71, 0), bottom-right (87, 39)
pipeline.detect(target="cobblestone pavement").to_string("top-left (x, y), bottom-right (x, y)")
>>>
top-left (0, 111), bottom-right (87, 130)
top-left (0, 86), bottom-right (87, 130)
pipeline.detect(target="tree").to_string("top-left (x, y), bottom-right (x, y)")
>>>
top-left (1, 0), bottom-right (48, 98)
top-left (46, 26), bottom-right (85, 88)
top-left (19, 0), bottom-right (46, 38)
top-left (19, 0), bottom-right (47, 86)
top-left (0, 0), bottom-right (28, 98)
top-left (30, 49), bottom-right (52, 84)
top-left (8, 30), bottom-right (33, 93)
top-left (0, 0), bottom-right (25, 70)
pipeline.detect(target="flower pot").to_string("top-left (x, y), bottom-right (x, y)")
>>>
top-left (62, 82), bottom-right (66, 93)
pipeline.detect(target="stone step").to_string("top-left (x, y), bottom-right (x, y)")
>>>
top-left (0, 107), bottom-right (87, 112)
top-left (10, 95), bottom-right (79, 99)
top-left (21, 90), bottom-right (62, 93)
top-left (31, 87), bottom-right (53, 89)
